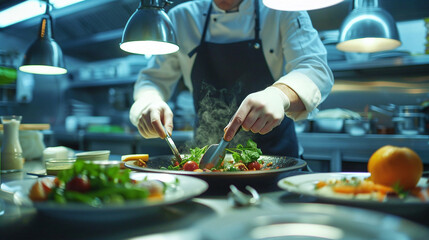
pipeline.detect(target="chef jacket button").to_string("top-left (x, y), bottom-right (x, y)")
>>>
top-left (270, 49), bottom-right (274, 53)
top-left (254, 43), bottom-right (260, 49)
top-left (213, 18), bottom-right (217, 22)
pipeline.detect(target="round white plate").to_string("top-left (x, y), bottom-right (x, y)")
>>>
top-left (278, 172), bottom-right (428, 204)
top-left (1, 172), bottom-right (208, 221)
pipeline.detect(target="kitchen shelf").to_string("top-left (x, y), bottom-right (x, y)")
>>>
top-left (329, 54), bottom-right (429, 73)
top-left (69, 77), bottom-right (136, 88)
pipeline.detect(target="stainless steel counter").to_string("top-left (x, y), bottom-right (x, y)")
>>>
top-left (298, 133), bottom-right (429, 171)
top-left (50, 130), bottom-right (429, 171)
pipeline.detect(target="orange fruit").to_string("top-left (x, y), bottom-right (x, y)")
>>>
top-left (368, 145), bottom-right (423, 190)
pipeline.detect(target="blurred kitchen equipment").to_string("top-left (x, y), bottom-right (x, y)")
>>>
top-left (1, 115), bottom-right (24, 172)
top-left (163, 126), bottom-right (182, 162)
top-left (370, 104), bottom-right (427, 134)
top-left (43, 146), bottom-right (71, 162)
top-left (313, 118), bottom-right (345, 133)
top-left (19, 130), bottom-right (45, 160)
top-left (312, 108), bottom-right (362, 133)
top-left (344, 119), bottom-right (372, 136)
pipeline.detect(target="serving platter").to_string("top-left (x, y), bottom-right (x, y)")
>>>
top-left (1, 172), bottom-right (208, 221)
top-left (277, 172), bottom-right (429, 220)
top-left (125, 154), bottom-right (307, 193)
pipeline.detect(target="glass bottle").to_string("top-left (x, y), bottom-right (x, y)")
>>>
top-left (1, 115), bottom-right (24, 173)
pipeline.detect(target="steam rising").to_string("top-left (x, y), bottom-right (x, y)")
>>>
top-left (183, 83), bottom-right (253, 152)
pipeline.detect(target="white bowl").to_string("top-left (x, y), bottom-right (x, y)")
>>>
top-left (75, 150), bottom-right (110, 161)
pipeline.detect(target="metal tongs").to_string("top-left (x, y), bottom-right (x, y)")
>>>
top-left (163, 126), bottom-right (182, 162)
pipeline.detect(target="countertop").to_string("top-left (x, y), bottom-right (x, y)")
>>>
top-left (1, 159), bottom-right (429, 239)
top-left (49, 130), bottom-right (429, 171)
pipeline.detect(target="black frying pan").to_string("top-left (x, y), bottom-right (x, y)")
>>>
top-left (125, 154), bottom-right (307, 194)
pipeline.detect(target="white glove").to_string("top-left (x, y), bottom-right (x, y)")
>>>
top-left (224, 86), bottom-right (290, 141)
top-left (129, 90), bottom-right (173, 139)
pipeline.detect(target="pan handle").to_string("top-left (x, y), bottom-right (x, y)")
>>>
top-left (370, 105), bottom-right (395, 116)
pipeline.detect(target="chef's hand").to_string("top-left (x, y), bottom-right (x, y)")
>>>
top-left (224, 86), bottom-right (290, 141)
top-left (130, 97), bottom-right (174, 139)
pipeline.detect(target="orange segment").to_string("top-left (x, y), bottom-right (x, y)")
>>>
top-left (121, 154), bottom-right (149, 162)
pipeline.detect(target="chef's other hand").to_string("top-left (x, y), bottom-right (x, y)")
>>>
top-left (131, 97), bottom-right (174, 139)
top-left (224, 86), bottom-right (290, 141)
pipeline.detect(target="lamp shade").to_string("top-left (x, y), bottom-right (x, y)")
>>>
top-left (263, 0), bottom-right (344, 11)
top-left (19, 16), bottom-right (67, 75)
top-left (336, 0), bottom-right (401, 53)
top-left (120, 1), bottom-right (179, 55)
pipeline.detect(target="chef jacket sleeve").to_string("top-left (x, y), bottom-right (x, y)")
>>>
top-left (130, 53), bottom-right (182, 126)
top-left (275, 11), bottom-right (334, 121)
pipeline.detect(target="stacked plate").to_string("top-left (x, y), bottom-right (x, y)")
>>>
top-left (75, 150), bottom-right (110, 161)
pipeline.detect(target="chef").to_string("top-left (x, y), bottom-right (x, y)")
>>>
top-left (129, 0), bottom-right (334, 157)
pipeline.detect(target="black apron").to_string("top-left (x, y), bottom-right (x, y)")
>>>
top-left (188, 0), bottom-right (298, 157)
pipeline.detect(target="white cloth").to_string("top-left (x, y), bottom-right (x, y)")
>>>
top-left (131, 0), bottom-right (334, 126)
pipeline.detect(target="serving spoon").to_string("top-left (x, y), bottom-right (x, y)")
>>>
top-left (199, 137), bottom-right (230, 169)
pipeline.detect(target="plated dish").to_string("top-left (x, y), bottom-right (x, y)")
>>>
top-left (125, 154), bottom-right (306, 192)
top-left (1, 172), bottom-right (208, 221)
top-left (278, 172), bottom-right (429, 204)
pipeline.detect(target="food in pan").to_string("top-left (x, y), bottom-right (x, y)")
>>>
top-left (163, 139), bottom-right (271, 172)
top-left (29, 160), bottom-right (166, 206)
top-left (314, 145), bottom-right (427, 202)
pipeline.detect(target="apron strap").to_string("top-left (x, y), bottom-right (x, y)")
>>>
top-left (254, 0), bottom-right (260, 41)
top-left (189, 0), bottom-right (261, 58)
top-left (188, 3), bottom-right (213, 58)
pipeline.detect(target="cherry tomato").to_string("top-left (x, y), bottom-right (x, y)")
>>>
top-left (66, 175), bottom-right (91, 192)
top-left (247, 161), bottom-right (261, 170)
top-left (183, 161), bottom-right (199, 171)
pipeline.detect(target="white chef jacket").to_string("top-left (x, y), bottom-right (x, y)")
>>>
top-left (131, 0), bottom-right (334, 126)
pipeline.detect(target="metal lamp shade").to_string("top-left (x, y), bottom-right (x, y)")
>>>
top-left (120, 8), bottom-right (179, 55)
top-left (19, 37), bottom-right (67, 75)
top-left (336, 6), bottom-right (401, 53)
top-left (262, 0), bottom-right (344, 11)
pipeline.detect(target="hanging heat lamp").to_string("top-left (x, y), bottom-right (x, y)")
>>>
top-left (19, 0), bottom-right (67, 75)
top-left (336, 0), bottom-right (401, 53)
top-left (263, 0), bottom-right (344, 11)
top-left (120, 0), bottom-right (179, 55)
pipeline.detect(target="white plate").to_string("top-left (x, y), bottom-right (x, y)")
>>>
top-left (1, 172), bottom-right (208, 221)
top-left (278, 172), bottom-right (429, 204)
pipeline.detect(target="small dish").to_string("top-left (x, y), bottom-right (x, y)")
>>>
top-left (75, 150), bottom-right (110, 161)
top-left (45, 158), bottom-right (76, 175)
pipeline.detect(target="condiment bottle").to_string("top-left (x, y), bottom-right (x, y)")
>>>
top-left (1, 115), bottom-right (24, 172)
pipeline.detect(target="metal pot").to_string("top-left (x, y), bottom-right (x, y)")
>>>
top-left (344, 119), bottom-right (376, 136)
top-left (392, 113), bottom-right (426, 135)
top-left (370, 104), bottom-right (427, 135)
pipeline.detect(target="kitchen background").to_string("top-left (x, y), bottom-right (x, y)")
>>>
top-left (0, 0), bottom-right (428, 172)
